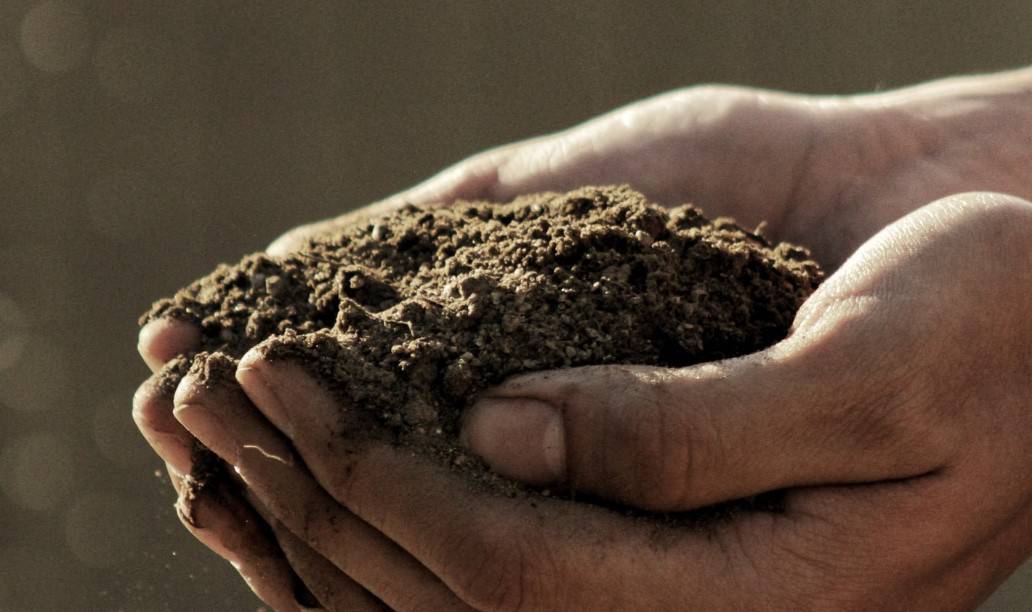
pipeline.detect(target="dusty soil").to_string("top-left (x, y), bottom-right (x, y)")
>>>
top-left (143, 185), bottom-right (822, 500)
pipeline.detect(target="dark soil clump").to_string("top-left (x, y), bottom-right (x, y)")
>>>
top-left (144, 186), bottom-right (822, 498)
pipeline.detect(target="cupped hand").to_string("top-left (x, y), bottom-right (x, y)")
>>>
top-left (136, 68), bottom-right (1032, 470)
top-left (267, 71), bottom-right (1032, 268)
top-left (134, 69), bottom-right (1032, 610)
top-left (171, 192), bottom-right (1032, 610)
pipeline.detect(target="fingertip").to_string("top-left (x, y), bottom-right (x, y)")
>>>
top-left (170, 378), bottom-right (238, 465)
top-left (237, 345), bottom-right (264, 372)
top-left (235, 351), bottom-right (288, 433)
top-left (131, 376), bottom-right (159, 418)
top-left (133, 374), bottom-right (194, 475)
top-left (173, 481), bottom-right (302, 612)
top-left (138, 318), bottom-right (201, 373)
top-left (132, 375), bottom-right (168, 431)
top-left (236, 352), bottom-right (329, 441)
top-left (266, 225), bottom-right (315, 257)
top-left (171, 370), bottom-right (204, 411)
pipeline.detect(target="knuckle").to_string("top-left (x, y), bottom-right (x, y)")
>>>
top-left (552, 364), bottom-right (607, 400)
top-left (631, 405), bottom-right (696, 511)
top-left (787, 315), bottom-right (955, 471)
top-left (856, 375), bottom-right (952, 466)
top-left (553, 365), bottom-right (715, 510)
top-left (802, 341), bottom-right (953, 471)
top-left (594, 366), bottom-right (699, 510)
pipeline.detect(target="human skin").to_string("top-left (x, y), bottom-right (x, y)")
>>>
top-left (135, 68), bottom-right (1032, 610)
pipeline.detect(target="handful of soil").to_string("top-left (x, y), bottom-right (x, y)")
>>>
top-left (143, 186), bottom-right (822, 496)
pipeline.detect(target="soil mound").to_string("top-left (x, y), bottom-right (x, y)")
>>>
top-left (143, 186), bottom-right (822, 494)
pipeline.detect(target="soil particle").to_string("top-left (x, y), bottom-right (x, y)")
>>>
top-left (144, 186), bottom-right (822, 501)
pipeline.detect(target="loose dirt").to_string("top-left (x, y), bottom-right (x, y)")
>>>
top-left (143, 185), bottom-right (822, 500)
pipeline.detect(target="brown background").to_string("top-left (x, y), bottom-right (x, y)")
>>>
top-left (1, 1), bottom-right (1031, 610)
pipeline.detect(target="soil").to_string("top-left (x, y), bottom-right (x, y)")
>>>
top-left (143, 185), bottom-right (822, 505)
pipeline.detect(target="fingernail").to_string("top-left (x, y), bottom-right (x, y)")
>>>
top-left (462, 398), bottom-right (565, 486)
top-left (173, 401), bottom-right (236, 462)
top-left (236, 349), bottom-right (291, 437)
top-left (171, 375), bottom-right (241, 462)
top-left (138, 318), bottom-right (201, 372)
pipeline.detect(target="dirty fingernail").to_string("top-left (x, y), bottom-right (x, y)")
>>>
top-left (172, 399), bottom-right (238, 465)
top-left (236, 349), bottom-right (290, 434)
top-left (462, 398), bottom-right (565, 486)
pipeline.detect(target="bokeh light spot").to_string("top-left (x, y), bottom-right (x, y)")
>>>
top-left (65, 492), bottom-right (145, 568)
top-left (0, 432), bottom-right (75, 511)
top-left (19, 1), bottom-right (90, 73)
top-left (0, 293), bottom-right (28, 371)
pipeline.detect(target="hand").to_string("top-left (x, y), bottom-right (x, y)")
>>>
top-left (133, 343), bottom-right (386, 610)
top-left (134, 68), bottom-right (1032, 609)
top-left (267, 69), bottom-right (1032, 268)
top-left (170, 192), bottom-right (1032, 610)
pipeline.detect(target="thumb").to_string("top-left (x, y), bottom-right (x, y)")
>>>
top-left (462, 345), bottom-right (939, 512)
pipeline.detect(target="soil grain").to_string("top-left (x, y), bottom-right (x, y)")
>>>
top-left (144, 186), bottom-right (822, 492)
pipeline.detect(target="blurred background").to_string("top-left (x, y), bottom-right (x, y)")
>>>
top-left (2, 1), bottom-right (1032, 609)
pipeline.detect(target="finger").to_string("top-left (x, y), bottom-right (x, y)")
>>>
top-left (269, 86), bottom-right (818, 255)
top-left (273, 521), bottom-right (388, 612)
top-left (460, 337), bottom-right (948, 512)
top-left (265, 87), bottom-right (753, 254)
top-left (172, 366), bottom-right (471, 612)
top-left (766, 193), bottom-right (1032, 609)
top-left (138, 317), bottom-right (201, 373)
top-left (242, 491), bottom-right (387, 612)
top-left (451, 87), bottom-right (814, 215)
top-left (236, 356), bottom-right (766, 611)
top-left (466, 190), bottom-right (1022, 507)
top-left (133, 366), bottom-right (195, 474)
top-left (166, 463), bottom-right (305, 612)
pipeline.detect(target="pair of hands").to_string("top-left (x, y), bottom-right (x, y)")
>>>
top-left (135, 71), bottom-right (1032, 611)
